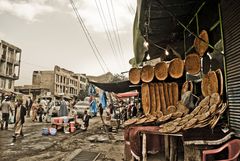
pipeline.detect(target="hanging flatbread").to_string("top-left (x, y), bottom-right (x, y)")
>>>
top-left (194, 30), bottom-right (209, 57)
top-left (208, 71), bottom-right (219, 95)
top-left (155, 83), bottom-right (161, 113)
top-left (185, 53), bottom-right (201, 75)
top-left (168, 83), bottom-right (173, 105)
top-left (154, 61), bottom-right (168, 80)
top-left (163, 83), bottom-right (170, 108)
top-left (201, 74), bottom-right (209, 97)
top-left (141, 65), bottom-right (154, 83)
top-left (129, 67), bottom-right (141, 84)
top-left (168, 58), bottom-right (184, 78)
top-left (215, 69), bottom-right (223, 95)
top-left (141, 83), bottom-right (151, 114)
top-left (159, 83), bottom-right (167, 115)
top-left (149, 83), bottom-right (156, 114)
top-left (172, 82), bottom-right (179, 106)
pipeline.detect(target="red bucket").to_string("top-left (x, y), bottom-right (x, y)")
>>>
top-left (70, 127), bottom-right (76, 133)
top-left (69, 122), bottom-right (75, 128)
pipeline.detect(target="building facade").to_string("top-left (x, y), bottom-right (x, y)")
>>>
top-left (0, 40), bottom-right (21, 91)
top-left (32, 65), bottom-right (87, 98)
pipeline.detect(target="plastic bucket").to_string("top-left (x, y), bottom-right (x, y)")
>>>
top-left (69, 121), bottom-right (75, 128)
top-left (63, 123), bottom-right (70, 133)
top-left (42, 128), bottom-right (49, 135)
top-left (49, 128), bottom-right (57, 136)
top-left (70, 127), bottom-right (76, 133)
top-left (63, 117), bottom-right (68, 123)
top-left (59, 118), bottom-right (63, 124)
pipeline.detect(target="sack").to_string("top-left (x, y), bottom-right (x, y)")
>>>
top-left (181, 91), bottom-right (197, 109)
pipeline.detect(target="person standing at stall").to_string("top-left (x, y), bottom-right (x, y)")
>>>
top-left (59, 97), bottom-right (68, 117)
top-left (0, 96), bottom-right (13, 130)
top-left (13, 99), bottom-right (26, 138)
top-left (31, 100), bottom-right (38, 122)
top-left (26, 97), bottom-right (33, 117)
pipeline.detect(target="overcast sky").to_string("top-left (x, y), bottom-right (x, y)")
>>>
top-left (0, 0), bottom-right (136, 85)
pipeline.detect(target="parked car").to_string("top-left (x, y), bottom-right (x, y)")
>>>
top-left (74, 100), bottom-right (90, 118)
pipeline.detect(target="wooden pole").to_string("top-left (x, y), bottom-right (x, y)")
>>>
top-left (142, 133), bottom-right (147, 161)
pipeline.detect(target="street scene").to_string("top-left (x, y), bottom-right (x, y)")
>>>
top-left (1, 0), bottom-right (240, 161)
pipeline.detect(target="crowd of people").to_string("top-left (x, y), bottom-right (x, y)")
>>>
top-left (0, 95), bottom-right (82, 139)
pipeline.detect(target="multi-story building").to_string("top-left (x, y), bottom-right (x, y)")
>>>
top-left (32, 65), bottom-right (87, 98)
top-left (0, 40), bottom-right (21, 91)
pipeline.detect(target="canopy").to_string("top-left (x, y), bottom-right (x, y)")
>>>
top-left (116, 91), bottom-right (139, 98)
top-left (89, 80), bottom-right (139, 93)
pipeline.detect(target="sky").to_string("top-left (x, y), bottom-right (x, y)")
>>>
top-left (0, 0), bottom-right (136, 85)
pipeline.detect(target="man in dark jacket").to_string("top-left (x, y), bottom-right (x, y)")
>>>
top-left (13, 99), bottom-right (26, 138)
top-left (82, 110), bottom-right (90, 130)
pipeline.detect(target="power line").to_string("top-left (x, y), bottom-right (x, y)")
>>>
top-left (105, 0), bottom-right (125, 70)
top-left (125, 0), bottom-right (135, 15)
top-left (70, 0), bottom-right (110, 73)
top-left (96, 0), bottom-right (125, 70)
top-left (109, 0), bottom-right (127, 67)
top-left (94, 0), bottom-right (120, 68)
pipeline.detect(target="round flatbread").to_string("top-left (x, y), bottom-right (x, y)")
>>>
top-left (199, 96), bottom-right (210, 107)
top-left (198, 105), bottom-right (209, 115)
top-left (209, 104), bottom-right (217, 114)
top-left (195, 111), bottom-right (211, 121)
top-left (141, 83), bottom-right (151, 114)
top-left (208, 71), bottom-right (219, 95)
top-left (171, 111), bottom-right (183, 119)
top-left (135, 117), bottom-right (148, 125)
top-left (141, 65), bottom-right (154, 83)
top-left (215, 69), bottom-right (223, 95)
top-left (167, 105), bottom-right (177, 114)
top-left (154, 62), bottom-right (168, 80)
top-left (201, 74), bottom-right (209, 97)
top-left (184, 118), bottom-right (198, 130)
top-left (171, 126), bottom-right (183, 133)
top-left (191, 106), bottom-right (202, 116)
top-left (124, 118), bottom-right (139, 126)
top-left (185, 53), bottom-right (201, 75)
top-left (168, 58), bottom-right (184, 78)
top-left (157, 114), bottom-right (172, 122)
top-left (129, 68), bottom-right (141, 84)
top-left (194, 30), bottom-right (209, 56)
top-left (210, 93), bottom-right (221, 106)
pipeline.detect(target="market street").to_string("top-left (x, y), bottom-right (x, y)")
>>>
top-left (0, 116), bottom-right (125, 161)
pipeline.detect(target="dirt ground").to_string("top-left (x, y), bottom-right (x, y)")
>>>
top-left (0, 116), bottom-right (125, 161)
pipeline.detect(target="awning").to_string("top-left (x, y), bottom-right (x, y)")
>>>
top-left (116, 91), bottom-right (139, 98)
top-left (89, 80), bottom-right (139, 93)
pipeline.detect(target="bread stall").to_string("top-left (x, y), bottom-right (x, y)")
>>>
top-left (124, 0), bottom-right (240, 160)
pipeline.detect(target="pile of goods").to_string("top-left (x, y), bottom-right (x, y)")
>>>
top-left (125, 30), bottom-right (227, 134)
